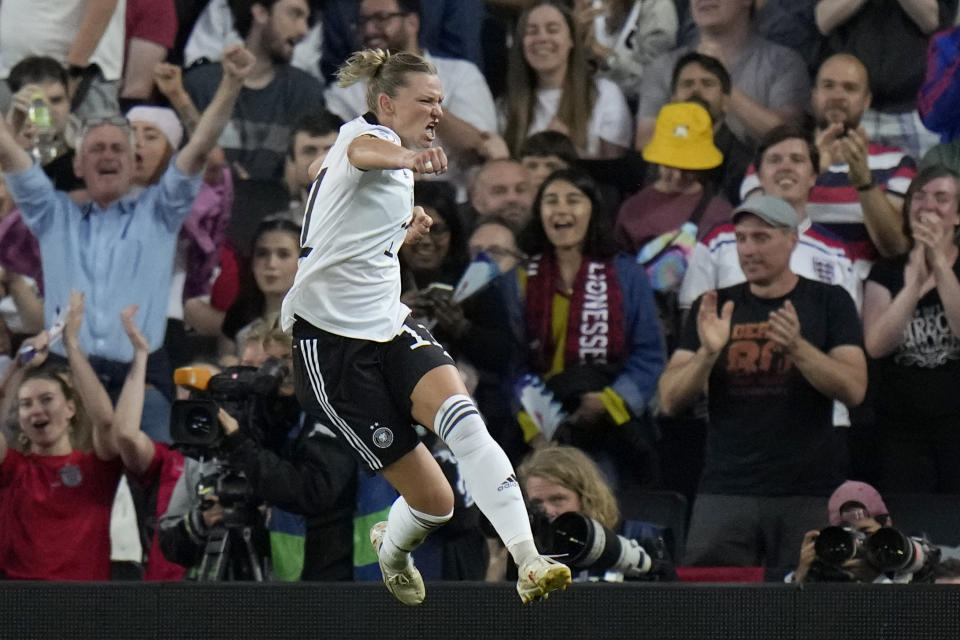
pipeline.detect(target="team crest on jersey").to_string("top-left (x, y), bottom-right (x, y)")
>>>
top-left (372, 426), bottom-right (394, 448)
top-left (811, 257), bottom-right (835, 284)
top-left (59, 464), bottom-right (83, 487)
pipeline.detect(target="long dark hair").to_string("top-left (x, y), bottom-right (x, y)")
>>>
top-left (222, 216), bottom-right (302, 341)
top-left (520, 167), bottom-right (617, 259)
top-left (402, 181), bottom-right (469, 288)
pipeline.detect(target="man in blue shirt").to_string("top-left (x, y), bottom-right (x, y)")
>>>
top-left (0, 45), bottom-right (256, 442)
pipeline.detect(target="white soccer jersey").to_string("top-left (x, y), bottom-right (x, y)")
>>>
top-left (281, 114), bottom-right (413, 341)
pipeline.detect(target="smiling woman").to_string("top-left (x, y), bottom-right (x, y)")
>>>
top-left (862, 167), bottom-right (960, 494)
top-left (0, 366), bottom-right (121, 580)
top-left (502, 1), bottom-right (632, 159)
top-left (400, 181), bottom-right (468, 292)
top-left (221, 216), bottom-right (301, 357)
top-left (502, 168), bottom-right (665, 491)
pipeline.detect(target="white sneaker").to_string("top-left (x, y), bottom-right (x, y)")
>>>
top-left (516, 555), bottom-right (572, 604)
top-left (370, 521), bottom-right (425, 606)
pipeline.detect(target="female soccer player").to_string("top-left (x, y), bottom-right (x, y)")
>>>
top-left (280, 49), bottom-right (570, 605)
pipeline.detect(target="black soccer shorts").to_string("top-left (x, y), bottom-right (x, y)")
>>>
top-left (292, 315), bottom-right (455, 471)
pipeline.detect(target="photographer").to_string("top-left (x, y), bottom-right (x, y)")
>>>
top-left (517, 445), bottom-right (675, 582)
top-left (792, 480), bottom-right (940, 584)
top-left (158, 324), bottom-right (357, 581)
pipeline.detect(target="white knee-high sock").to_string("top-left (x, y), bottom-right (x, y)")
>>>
top-left (435, 394), bottom-right (539, 567)
top-left (379, 496), bottom-right (452, 571)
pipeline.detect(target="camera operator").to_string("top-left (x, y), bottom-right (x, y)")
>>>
top-left (158, 323), bottom-right (357, 581)
top-left (792, 480), bottom-right (940, 584)
top-left (516, 445), bottom-right (676, 582)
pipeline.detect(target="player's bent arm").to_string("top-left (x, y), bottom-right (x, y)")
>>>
top-left (790, 341), bottom-right (867, 407)
top-left (658, 347), bottom-right (719, 416)
top-left (347, 136), bottom-right (415, 171)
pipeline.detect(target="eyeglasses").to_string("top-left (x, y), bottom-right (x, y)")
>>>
top-left (79, 115), bottom-right (131, 138)
top-left (355, 11), bottom-right (407, 29)
top-left (81, 115), bottom-right (130, 131)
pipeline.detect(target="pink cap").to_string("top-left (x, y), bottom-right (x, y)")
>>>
top-left (828, 480), bottom-right (888, 526)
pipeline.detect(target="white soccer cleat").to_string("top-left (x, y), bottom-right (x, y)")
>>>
top-left (370, 521), bottom-right (426, 606)
top-left (516, 555), bottom-right (572, 604)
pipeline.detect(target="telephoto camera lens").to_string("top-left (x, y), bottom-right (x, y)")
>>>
top-left (814, 526), bottom-right (863, 566)
top-left (550, 512), bottom-right (652, 578)
top-left (864, 527), bottom-right (926, 574)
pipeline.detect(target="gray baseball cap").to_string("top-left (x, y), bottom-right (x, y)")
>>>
top-left (732, 194), bottom-right (799, 230)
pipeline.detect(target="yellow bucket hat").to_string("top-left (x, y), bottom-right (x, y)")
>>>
top-left (642, 102), bottom-right (723, 170)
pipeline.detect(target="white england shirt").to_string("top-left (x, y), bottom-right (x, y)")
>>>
top-left (281, 114), bottom-right (413, 341)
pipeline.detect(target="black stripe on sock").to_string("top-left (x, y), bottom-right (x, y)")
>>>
top-left (439, 406), bottom-right (480, 441)
top-left (438, 401), bottom-right (475, 439)
top-left (437, 399), bottom-right (473, 437)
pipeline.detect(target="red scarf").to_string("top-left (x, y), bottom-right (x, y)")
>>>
top-left (524, 252), bottom-right (626, 375)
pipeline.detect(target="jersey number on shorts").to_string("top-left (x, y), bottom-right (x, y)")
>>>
top-left (401, 324), bottom-right (442, 350)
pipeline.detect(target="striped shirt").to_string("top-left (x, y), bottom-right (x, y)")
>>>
top-left (740, 143), bottom-right (916, 270)
top-left (679, 218), bottom-right (861, 311)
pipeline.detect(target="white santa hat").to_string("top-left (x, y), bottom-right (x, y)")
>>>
top-left (125, 105), bottom-right (184, 150)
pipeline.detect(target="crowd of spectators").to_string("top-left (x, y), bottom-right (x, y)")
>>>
top-left (1, 0), bottom-right (960, 586)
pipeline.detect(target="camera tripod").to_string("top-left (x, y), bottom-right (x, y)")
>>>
top-left (196, 523), bottom-right (268, 582)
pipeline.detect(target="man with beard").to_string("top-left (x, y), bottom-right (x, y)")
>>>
top-left (184, 0), bottom-right (324, 184)
top-left (741, 54), bottom-right (916, 271)
top-left (324, 0), bottom-right (504, 197)
top-left (667, 52), bottom-right (752, 207)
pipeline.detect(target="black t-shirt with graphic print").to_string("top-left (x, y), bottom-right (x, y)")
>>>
top-left (868, 255), bottom-right (960, 422)
top-left (680, 277), bottom-right (862, 496)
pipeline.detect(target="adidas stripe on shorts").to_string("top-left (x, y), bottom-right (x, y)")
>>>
top-left (292, 315), bottom-right (455, 471)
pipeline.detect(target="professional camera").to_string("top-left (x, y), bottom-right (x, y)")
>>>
top-left (814, 525), bottom-right (868, 566)
top-left (811, 525), bottom-right (940, 581)
top-left (170, 359), bottom-right (291, 458)
top-left (529, 505), bottom-right (664, 579)
top-left (195, 464), bottom-right (262, 529)
top-left (551, 512), bottom-right (655, 578)
top-left (864, 527), bottom-right (938, 575)
top-left (169, 359), bottom-right (293, 582)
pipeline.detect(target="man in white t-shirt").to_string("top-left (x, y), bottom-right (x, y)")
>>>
top-left (324, 0), bottom-right (507, 196)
